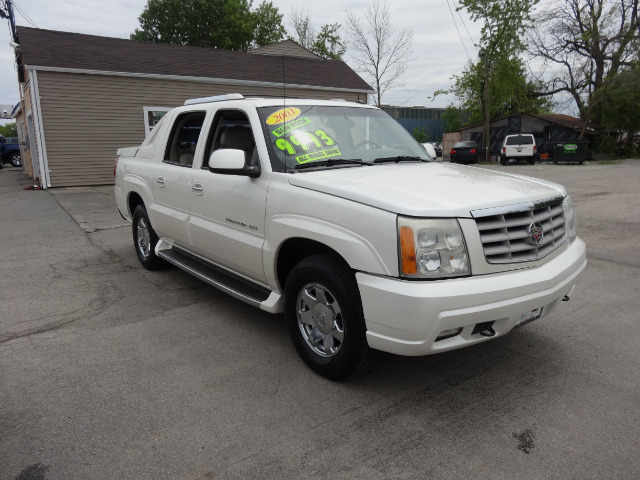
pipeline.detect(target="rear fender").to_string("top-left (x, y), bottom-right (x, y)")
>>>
top-left (118, 174), bottom-right (153, 220)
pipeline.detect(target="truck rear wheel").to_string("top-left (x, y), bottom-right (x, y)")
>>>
top-left (285, 253), bottom-right (378, 380)
top-left (132, 205), bottom-right (166, 270)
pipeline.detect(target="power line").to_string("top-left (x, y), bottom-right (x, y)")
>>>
top-left (13, 1), bottom-right (38, 28)
top-left (444, 0), bottom-right (471, 62)
top-left (452, 0), bottom-right (477, 50)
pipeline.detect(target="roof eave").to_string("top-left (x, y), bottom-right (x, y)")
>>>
top-left (24, 65), bottom-right (375, 95)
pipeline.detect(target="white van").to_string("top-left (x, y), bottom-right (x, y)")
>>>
top-left (501, 134), bottom-right (537, 165)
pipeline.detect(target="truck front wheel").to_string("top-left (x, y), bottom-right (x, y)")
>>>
top-left (132, 205), bottom-right (165, 270)
top-left (10, 153), bottom-right (21, 167)
top-left (285, 254), bottom-right (378, 380)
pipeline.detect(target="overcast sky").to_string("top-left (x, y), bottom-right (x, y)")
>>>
top-left (0, 0), bottom-right (484, 123)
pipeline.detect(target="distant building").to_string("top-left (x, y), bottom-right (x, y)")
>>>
top-left (380, 106), bottom-right (445, 142)
top-left (456, 113), bottom-right (607, 159)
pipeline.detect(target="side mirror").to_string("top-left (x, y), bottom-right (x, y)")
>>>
top-left (208, 149), bottom-right (260, 178)
top-left (422, 143), bottom-right (437, 159)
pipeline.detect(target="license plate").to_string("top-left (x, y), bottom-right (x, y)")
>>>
top-left (518, 307), bottom-right (543, 326)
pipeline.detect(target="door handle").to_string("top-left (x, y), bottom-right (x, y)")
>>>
top-left (156, 176), bottom-right (165, 187)
top-left (192, 183), bottom-right (204, 196)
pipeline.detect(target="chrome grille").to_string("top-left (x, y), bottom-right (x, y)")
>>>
top-left (472, 197), bottom-right (567, 264)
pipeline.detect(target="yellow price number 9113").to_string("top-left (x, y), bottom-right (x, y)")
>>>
top-left (275, 129), bottom-right (335, 155)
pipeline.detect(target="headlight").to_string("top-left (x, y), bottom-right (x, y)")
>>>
top-left (398, 217), bottom-right (470, 278)
top-left (563, 195), bottom-right (577, 244)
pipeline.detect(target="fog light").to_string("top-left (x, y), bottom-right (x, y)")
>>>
top-left (435, 327), bottom-right (463, 341)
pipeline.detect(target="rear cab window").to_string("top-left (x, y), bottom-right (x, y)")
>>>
top-left (164, 111), bottom-right (206, 167)
top-left (506, 135), bottom-right (534, 145)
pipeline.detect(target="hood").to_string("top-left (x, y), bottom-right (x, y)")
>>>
top-left (287, 163), bottom-right (566, 217)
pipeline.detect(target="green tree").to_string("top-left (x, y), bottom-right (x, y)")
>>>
top-left (411, 127), bottom-right (429, 143)
top-left (459, 0), bottom-right (539, 58)
top-left (0, 122), bottom-right (18, 137)
top-left (441, 105), bottom-right (464, 133)
top-left (312, 23), bottom-right (346, 60)
top-left (445, 56), bottom-right (553, 124)
top-left (435, 0), bottom-right (548, 126)
top-left (131, 0), bottom-right (285, 51)
top-left (251, 1), bottom-right (286, 49)
top-left (593, 63), bottom-right (640, 153)
top-left (287, 8), bottom-right (346, 60)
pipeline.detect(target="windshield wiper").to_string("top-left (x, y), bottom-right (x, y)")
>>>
top-left (293, 158), bottom-right (368, 170)
top-left (373, 155), bottom-right (428, 164)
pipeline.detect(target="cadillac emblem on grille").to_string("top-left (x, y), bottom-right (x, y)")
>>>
top-left (528, 221), bottom-right (544, 246)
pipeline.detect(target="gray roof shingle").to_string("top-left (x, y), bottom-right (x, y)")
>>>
top-left (16, 27), bottom-right (372, 92)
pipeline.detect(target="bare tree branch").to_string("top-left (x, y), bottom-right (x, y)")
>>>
top-left (344, 0), bottom-right (413, 105)
top-left (528, 0), bottom-right (639, 123)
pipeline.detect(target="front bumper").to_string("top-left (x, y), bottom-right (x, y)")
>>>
top-left (357, 238), bottom-right (586, 356)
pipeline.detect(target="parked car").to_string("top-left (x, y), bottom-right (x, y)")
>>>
top-left (0, 135), bottom-right (21, 167)
top-left (450, 141), bottom-right (480, 164)
top-left (115, 95), bottom-right (586, 380)
top-left (501, 134), bottom-right (537, 165)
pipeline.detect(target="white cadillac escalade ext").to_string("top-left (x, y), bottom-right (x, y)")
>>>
top-left (115, 94), bottom-right (586, 380)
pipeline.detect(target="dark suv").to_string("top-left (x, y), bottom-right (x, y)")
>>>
top-left (0, 136), bottom-right (22, 167)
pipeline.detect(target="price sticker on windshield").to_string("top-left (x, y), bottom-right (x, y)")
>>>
top-left (296, 148), bottom-right (342, 164)
top-left (274, 129), bottom-right (339, 163)
top-left (271, 117), bottom-right (311, 137)
top-left (265, 107), bottom-right (302, 125)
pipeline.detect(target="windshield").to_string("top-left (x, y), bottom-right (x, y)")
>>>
top-left (257, 105), bottom-right (433, 172)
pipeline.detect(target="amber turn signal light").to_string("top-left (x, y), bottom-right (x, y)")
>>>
top-left (400, 226), bottom-right (417, 275)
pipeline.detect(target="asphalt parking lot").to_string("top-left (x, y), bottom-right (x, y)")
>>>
top-left (1, 160), bottom-right (639, 480)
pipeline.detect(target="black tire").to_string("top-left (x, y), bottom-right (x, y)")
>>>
top-left (285, 253), bottom-right (378, 380)
top-left (529, 156), bottom-right (536, 165)
top-left (132, 205), bottom-right (166, 270)
top-left (500, 157), bottom-right (507, 166)
top-left (10, 153), bottom-right (21, 167)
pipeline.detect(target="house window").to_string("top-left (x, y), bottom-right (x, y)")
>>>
top-left (143, 106), bottom-right (172, 136)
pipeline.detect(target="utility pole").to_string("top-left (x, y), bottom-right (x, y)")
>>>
top-left (479, 48), bottom-right (490, 162)
top-left (1, 0), bottom-right (23, 82)
top-left (1, 0), bottom-right (19, 42)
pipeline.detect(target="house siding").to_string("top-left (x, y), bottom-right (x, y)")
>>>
top-left (248, 41), bottom-right (321, 59)
top-left (35, 70), bottom-right (363, 187)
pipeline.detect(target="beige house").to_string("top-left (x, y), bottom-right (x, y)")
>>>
top-left (14, 27), bottom-right (373, 188)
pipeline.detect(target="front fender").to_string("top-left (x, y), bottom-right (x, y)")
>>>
top-left (267, 214), bottom-right (392, 276)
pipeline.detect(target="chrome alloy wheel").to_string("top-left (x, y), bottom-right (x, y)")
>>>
top-left (296, 283), bottom-right (345, 358)
top-left (136, 217), bottom-right (152, 259)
